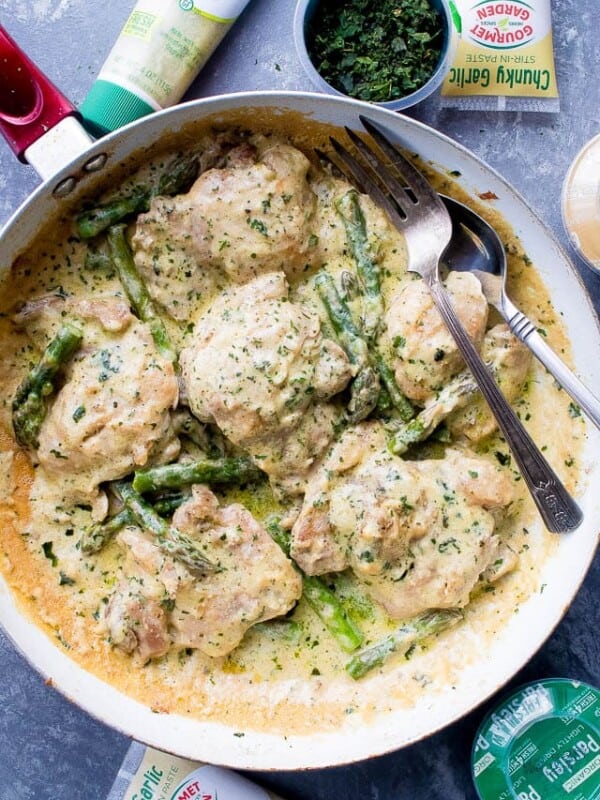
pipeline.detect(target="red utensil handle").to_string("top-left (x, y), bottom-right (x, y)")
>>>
top-left (0, 25), bottom-right (77, 161)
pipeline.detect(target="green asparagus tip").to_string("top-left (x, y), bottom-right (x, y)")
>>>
top-left (345, 608), bottom-right (464, 680)
top-left (12, 323), bottom-right (83, 449)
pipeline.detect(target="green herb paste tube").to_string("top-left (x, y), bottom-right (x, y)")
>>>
top-left (81, 0), bottom-right (252, 135)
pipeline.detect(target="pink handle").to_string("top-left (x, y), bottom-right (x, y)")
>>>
top-left (0, 25), bottom-right (77, 161)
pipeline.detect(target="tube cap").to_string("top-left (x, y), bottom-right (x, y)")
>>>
top-left (79, 79), bottom-right (156, 136)
top-left (472, 678), bottom-right (600, 800)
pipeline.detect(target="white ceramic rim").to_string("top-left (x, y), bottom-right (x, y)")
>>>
top-left (0, 90), bottom-right (598, 770)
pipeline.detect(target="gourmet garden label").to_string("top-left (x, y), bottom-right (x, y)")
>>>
top-left (107, 742), bottom-right (287, 800)
top-left (442, 0), bottom-right (559, 111)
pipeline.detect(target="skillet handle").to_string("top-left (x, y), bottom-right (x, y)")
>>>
top-left (0, 24), bottom-right (93, 183)
top-left (0, 25), bottom-right (77, 160)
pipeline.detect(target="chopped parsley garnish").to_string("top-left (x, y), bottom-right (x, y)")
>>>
top-left (72, 405), bottom-right (86, 422)
top-left (42, 541), bottom-right (58, 567)
top-left (247, 217), bottom-right (269, 236)
top-left (306, 0), bottom-right (443, 103)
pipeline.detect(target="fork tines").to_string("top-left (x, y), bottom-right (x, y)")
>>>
top-left (328, 135), bottom-right (405, 226)
top-left (328, 115), bottom-right (447, 228)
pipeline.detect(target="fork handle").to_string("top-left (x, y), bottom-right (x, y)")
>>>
top-left (501, 295), bottom-right (600, 432)
top-left (428, 280), bottom-right (583, 533)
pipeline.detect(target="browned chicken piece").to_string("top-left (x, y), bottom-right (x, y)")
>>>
top-left (386, 272), bottom-right (489, 404)
top-left (35, 305), bottom-right (179, 515)
top-left (169, 486), bottom-right (302, 655)
top-left (184, 136), bottom-right (319, 283)
top-left (14, 293), bottom-right (136, 340)
top-left (105, 487), bottom-right (302, 660)
top-left (105, 585), bottom-right (171, 662)
top-left (129, 131), bottom-right (239, 322)
top-left (180, 271), bottom-right (352, 497)
top-left (436, 446), bottom-right (514, 509)
top-left (446, 323), bottom-right (532, 441)
top-left (130, 193), bottom-right (214, 322)
top-left (105, 525), bottom-right (193, 661)
top-left (290, 422), bottom-right (515, 620)
top-left (131, 135), bottom-right (320, 320)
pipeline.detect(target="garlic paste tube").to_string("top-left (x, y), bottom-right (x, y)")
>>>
top-left (106, 742), bottom-right (288, 800)
top-left (441, 0), bottom-right (559, 112)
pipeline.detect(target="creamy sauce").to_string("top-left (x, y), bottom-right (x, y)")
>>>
top-left (0, 116), bottom-right (585, 735)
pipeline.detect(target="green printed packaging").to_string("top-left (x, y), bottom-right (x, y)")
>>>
top-left (472, 679), bottom-right (600, 799)
top-left (81, 0), bottom-right (252, 135)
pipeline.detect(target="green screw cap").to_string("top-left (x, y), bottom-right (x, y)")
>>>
top-left (472, 679), bottom-right (600, 800)
top-left (80, 79), bottom-right (156, 137)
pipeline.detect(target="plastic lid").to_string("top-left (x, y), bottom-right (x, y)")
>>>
top-left (562, 134), bottom-right (600, 275)
top-left (79, 79), bottom-right (156, 136)
top-left (472, 679), bottom-right (600, 799)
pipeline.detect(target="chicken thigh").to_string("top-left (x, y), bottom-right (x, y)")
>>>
top-left (105, 486), bottom-right (302, 660)
top-left (131, 135), bottom-right (320, 320)
top-left (386, 272), bottom-right (488, 404)
top-left (35, 301), bottom-right (179, 515)
top-left (180, 271), bottom-right (352, 496)
top-left (290, 422), bottom-right (514, 619)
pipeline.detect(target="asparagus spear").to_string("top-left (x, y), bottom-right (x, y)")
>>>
top-left (335, 189), bottom-right (383, 340)
top-left (80, 491), bottom-right (191, 555)
top-left (373, 351), bottom-right (414, 423)
top-left (80, 508), bottom-right (134, 554)
top-left (333, 192), bottom-right (416, 422)
top-left (266, 518), bottom-right (363, 653)
top-left (132, 456), bottom-right (265, 494)
top-left (315, 270), bottom-right (379, 422)
top-left (77, 189), bottom-right (149, 239)
top-left (388, 368), bottom-right (479, 454)
top-left (345, 608), bottom-right (464, 680)
top-left (106, 224), bottom-right (176, 362)
top-left (114, 481), bottom-right (216, 574)
top-left (154, 154), bottom-right (200, 197)
top-left (76, 153), bottom-right (199, 239)
top-left (12, 322), bottom-right (83, 449)
top-left (316, 270), bottom-right (413, 423)
top-left (151, 491), bottom-right (192, 517)
top-left (347, 364), bottom-right (380, 424)
top-left (302, 575), bottom-right (364, 653)
top-left (315, 269), bottom-right (369, 368)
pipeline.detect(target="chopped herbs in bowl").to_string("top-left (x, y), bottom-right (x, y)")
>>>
top-left (294, 0), bottom-right (455, 110)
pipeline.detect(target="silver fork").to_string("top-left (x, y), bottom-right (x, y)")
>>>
top-left (329, 114), bottom-right (582, 533)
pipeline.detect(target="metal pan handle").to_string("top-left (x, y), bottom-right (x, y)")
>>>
top-left (0, 25), bottom-right (78, 159)
top-left (0, 24), bottom-right (93, 183)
